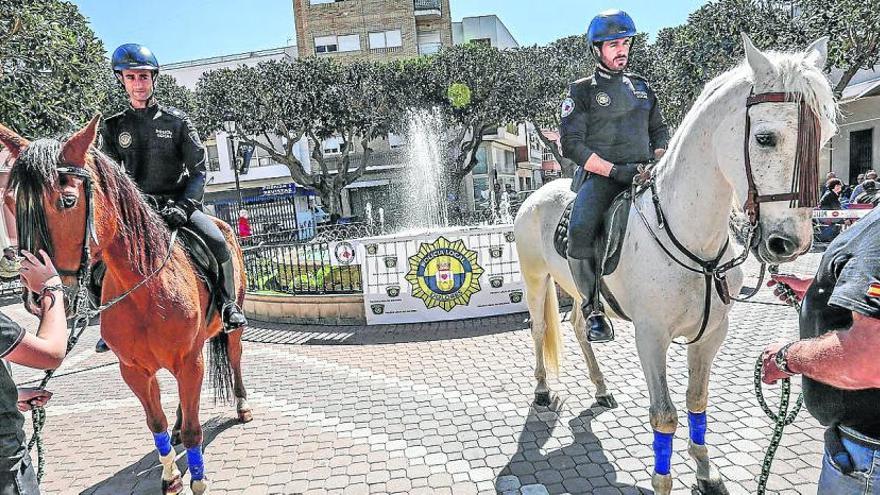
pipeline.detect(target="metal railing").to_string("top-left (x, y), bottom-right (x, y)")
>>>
top-left (243, 241), bottom-right (362, 295)
top-left (414, 0), bottom-right (441, 11)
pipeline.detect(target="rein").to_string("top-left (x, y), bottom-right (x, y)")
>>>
top-left (24, 166), bottom-right (178, 482)
top-left (629, 90), bottom-right (819, 345)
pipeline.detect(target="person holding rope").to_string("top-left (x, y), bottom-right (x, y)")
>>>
top-left (761, 205), bottom-right (880, 493)
top-left (0, 250), bottom-right (67, 494)
top-left (561, 9), bottom-right (669, 342)
top-left (93, 43), bottom-right (247, 353)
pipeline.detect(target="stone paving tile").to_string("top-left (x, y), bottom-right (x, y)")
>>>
top-left (1, 253), bottom-right (831, 493)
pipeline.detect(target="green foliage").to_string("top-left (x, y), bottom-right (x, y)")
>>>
top-left (0, 0), bottom-right (107, 138)
top-left (447, 83), bottom-right (472, 109)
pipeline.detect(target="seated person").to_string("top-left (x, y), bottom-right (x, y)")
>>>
top-left (0, 247), bottom-right (21, 281)
top-left (853, 180), bottom-right (880, 206)
top-left (819, 178), bottom-right (844, 210)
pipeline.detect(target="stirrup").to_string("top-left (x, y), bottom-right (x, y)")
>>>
top-left (587, 309), bottom-right (614, 343)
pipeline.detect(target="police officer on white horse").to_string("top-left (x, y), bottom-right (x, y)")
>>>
top-left (562, 10), bottom-right (669, 342)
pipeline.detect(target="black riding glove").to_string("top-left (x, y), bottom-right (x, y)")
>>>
top-left (160, 202), bottom-right (189, 228)
top-left (609, 163), bottom-right (640, 185)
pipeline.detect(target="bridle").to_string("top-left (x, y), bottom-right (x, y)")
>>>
top-left (742, 92), bottom-right (821, 225)
top-left (632, 89), bottom-right (822, 345)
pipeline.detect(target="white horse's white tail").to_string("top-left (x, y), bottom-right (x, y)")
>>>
top-left (542, 281), bottom-right (563, 375)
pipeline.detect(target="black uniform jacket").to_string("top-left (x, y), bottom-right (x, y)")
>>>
top-left (561, 67), bottom-right (669, 168)
top-left (99, 101), bottom-right (207, 204)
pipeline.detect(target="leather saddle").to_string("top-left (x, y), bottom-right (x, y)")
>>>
top-left (89, 227), bottom-right (220, 321)
top-left (554, 189), bottom-right (633, 319)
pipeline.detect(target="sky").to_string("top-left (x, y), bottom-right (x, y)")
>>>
top-left (73, 0), bottom-right (708, 65)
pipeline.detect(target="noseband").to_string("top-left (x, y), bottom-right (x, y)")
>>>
top-left (742, 92), bottom-right (821, 225)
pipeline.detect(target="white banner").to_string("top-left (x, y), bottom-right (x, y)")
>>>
top-left (360, 225), bottom-right (527, 325)
top-left (813, 208), bottom-right (874, 220)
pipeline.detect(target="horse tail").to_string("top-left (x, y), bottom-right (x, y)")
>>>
top-left (208, 333), bottom-right (235, 404)
top-left (543, 279), bottom-right (563, 376)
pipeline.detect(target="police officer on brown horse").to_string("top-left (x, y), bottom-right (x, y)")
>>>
top-left (562, 10), bottom-right (669, 342)
top-left (94, 44), bottom-right (246, 352)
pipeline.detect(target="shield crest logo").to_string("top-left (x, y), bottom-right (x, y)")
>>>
top-left (386, 286), bottom-right (400, 298)
top-left (489, 276), bottom-right (503, 289)
top-left (384, 256), bottom-right (397, 269)
top-left (435, 260), bottom-right (455, 292)
top-left (371, 304), bottom-right (385, 315)
top-left (509, 291), bottom-right (523, 303)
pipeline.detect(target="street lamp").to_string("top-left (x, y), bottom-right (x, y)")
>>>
top-left (222, 116), bottom-right (243, 206)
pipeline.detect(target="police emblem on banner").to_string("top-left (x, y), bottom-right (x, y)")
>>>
top-left (405, 236), bottom-right (485, 312)
top-left (504, 232), bottom-right (515, 243)
top-left (119, 132), bottom-right (132, 148)
top-left (489, 246), bottom-right (504, 259)
top-left (596, 92), bottom-right (611, 106)
top-left (366, 243), bottom-right (378, 255)
top-left (371, 304), bottom-right (385, 315)
top-left (334, 241), bottom-right (356, 265)
top-left (509, 291), bottom-right (523, 303)
top-left (489, 276), bottom-right (504, 289)
top-left (384, 256), bottom-right (397, 269)
top-left (386, 286), bottom-right (400, 298)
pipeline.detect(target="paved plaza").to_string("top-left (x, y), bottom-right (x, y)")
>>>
top-left (8, 253), bottom-right (828, 495)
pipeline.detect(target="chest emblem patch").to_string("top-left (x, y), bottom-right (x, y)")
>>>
top-left (118, 132), bottom-right (132, 148)
top-left (560, 97), bottom-right (575, 118)
top-left (596, 92), bottom-right (612, 106)
top-left (868, 283), bottom-right (880, 298)
top-left (633, 90), bottom-right (648, 99)
top-left (155, 129), bottom-right (173, 139)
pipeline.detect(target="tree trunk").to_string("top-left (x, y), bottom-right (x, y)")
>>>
top-left (833, 62), bottom-right (863, 98)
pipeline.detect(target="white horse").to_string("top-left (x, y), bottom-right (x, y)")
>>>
top-left (514, 34), bottom-right (836, 495)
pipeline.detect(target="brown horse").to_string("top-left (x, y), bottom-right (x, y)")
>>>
top-left (0, 116), bottom-right (252, 495)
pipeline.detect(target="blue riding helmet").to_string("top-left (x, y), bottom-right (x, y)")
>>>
top-left (587, 9), bottom-right (637, 45)
top-left (111, 43), bottom-right (159, 75)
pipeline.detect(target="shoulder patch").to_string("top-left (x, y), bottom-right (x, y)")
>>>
top-left (868, 283), bottom-right (880, 298)
top-left (560, 97), bottom-right (576, 118)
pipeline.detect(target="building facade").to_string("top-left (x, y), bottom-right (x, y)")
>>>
top-left (293, 0), bottom-right (454, 61)
top-left (821, 66), bottom-right (880, 185)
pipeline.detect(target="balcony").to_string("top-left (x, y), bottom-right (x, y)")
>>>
top-left (414, 0), bottom-right (441, 19)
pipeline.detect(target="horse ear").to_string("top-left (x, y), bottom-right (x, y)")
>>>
top-left (741, 33), bottom-right (773, 81)
top-left (61, 114), bottom-right (101, 167)
top-left (0, 123), bottom-right (30, 159)
top-left (804, 36), bottom-right (829, 70)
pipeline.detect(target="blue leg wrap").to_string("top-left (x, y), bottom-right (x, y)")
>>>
top-left (653, 431), bottom-right (674, 476)
top-left (153, 431), bottom-right (172, 457)
top-left (688, 411), bottom-right (707, 446)
top-left (186, 446), bottom-right (205, 481)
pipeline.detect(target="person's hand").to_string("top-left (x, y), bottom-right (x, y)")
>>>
top-left (609, 163), bottom-right (640, 185)
top-left (767, 274), bottom-right (812, 305)
top-left (585, 153), bottom-right (614, 176)
top-left (17, 387), bottom-right (52, 412)
top-left (654, 148), bottom-right (666, 160)
top-left (160, 203), bottom-right (189, 228)
top-left (19, 250), bottom-right (60, 293)
top-left (761, 342), bottom-right (795, 385)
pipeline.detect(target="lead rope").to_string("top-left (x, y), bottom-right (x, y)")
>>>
top-left (754, 276), bottom-right (803, 495)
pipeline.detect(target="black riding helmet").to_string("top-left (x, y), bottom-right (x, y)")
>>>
top-left (111, 43), bottom-right (159, 78)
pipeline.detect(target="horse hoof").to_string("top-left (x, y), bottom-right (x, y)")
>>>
top-left (692, 478), bottom-right (730, 495)
top-left (534, 391), bottom-right (551, 407)
top-left (238, 408), bottom-right (253, 423)
top-left (596, 393), bottom-right (618, 409)
top-left (191, 478), bottom-right (209, 495)
top-left (652, 473), bottom-right (673, 495)
top-left (162, 474), bottom-right (184, 495)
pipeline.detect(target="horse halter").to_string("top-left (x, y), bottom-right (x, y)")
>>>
top-left (742, 92), bottom-right (821, 225)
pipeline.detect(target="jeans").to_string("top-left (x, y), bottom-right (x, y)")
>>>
top-left (818, 429), bottom-right (880, 494)
top-left (0, 456), bottom-right (40, 495)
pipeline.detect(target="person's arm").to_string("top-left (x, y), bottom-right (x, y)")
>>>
top-left (783, 312), bottom-right (880, 389)
top-left (560, 85), bottom-right (613, 177)
top-left (4, 250), bottom-right (67, 370)
top-left (648, 85), bottom-right (669, 160)
top-left (178, 115), bottom-right (207, 207)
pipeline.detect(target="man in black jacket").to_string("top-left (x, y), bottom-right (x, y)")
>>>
top-left (561, 10), bottom-right (669, 342)
top-left (94, 44), bottom-right (246, 353)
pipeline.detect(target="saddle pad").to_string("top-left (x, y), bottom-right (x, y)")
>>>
top-left (553, 190), bottom-right (633, 276)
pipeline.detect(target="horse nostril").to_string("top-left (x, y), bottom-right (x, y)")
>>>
top-left (767, 235), bottom-right (796, 256)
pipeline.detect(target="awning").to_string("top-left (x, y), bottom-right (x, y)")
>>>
top-left (841, 78), bottom-right (880, 102)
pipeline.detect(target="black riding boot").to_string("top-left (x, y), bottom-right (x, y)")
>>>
top-left (95, 338), bottom-right (110, 353)
top-left (568, 256), bottom-right (613, 343)
top-left (219, 258), bottom-right (247, 332)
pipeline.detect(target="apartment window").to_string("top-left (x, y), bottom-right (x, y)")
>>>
top-left (388, 133), bottom-right (405, 150)
top-left (322, 136), bottom-right (343, 155)
top-left (369, 30), bottom-right (402, 49)
top-left (418, 31), bottom-right (442, 55)
top-left (315, 34), bottom-right (360, 54)
top-left (205, 140), bottom-right (220, 171)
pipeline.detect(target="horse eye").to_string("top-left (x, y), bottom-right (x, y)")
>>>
top-left (755, 133), bottom-right (777, 147)
top-left (59, 195), bottom-right (77, 209)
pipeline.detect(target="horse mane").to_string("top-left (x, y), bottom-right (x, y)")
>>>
top-left (663, 50), bottom-right (839, 169)
top-left (9, 138), bottom-right (170, 276)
